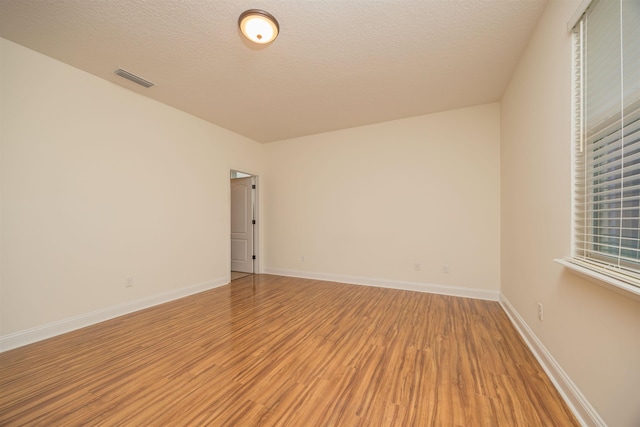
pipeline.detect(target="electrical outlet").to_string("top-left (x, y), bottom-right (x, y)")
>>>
top-left (537, 302), bottom-right (544, 321)
top-left (125, 276), bottom-right (134, 288)
top-left (442, 264), bottom-right (450, 274)
top-left (414, 262), bottom-right (421, 271)
top-left (300, 255), bottom-right (305, 263)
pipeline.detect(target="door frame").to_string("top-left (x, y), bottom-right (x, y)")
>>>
top-left (230, 170), bottom-right (259, 275)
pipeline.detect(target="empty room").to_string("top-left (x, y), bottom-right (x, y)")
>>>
top-left (0, 0), bottom-right (638, 426)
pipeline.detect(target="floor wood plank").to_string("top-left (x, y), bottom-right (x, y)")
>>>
top-left (0, 275), bottom-right (579, 426)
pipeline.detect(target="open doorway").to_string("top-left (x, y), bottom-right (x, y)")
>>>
top-left (230, 170), bottom-right (257, 280)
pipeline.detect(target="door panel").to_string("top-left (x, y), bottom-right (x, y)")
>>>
top-left (231, 177), bottom-right (253, 273)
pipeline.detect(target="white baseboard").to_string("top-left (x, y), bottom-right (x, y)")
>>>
top-left (499, 294), bottom-right (606, 427)
top-left (0, 276), bottom-right (229, 352)
top-left (264, 267), bottom-right (499, 301)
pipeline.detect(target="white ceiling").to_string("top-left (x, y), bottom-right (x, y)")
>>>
top-left (0, 0), bottom-right (548, 143)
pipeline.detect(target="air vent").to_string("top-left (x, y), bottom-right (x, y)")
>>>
top-left (114, 68), bottom-right (154, 88)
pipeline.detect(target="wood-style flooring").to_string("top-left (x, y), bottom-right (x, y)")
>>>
top-left (0, 275), bottom-right (579, 426)
top-left (231, 271), bottom-right (253, 281)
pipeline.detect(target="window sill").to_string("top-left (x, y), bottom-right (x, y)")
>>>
top-left (555, 258), bottom-right (640, 300)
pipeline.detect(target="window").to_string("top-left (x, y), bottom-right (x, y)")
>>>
top-left (565, 0), bottom-right (640, 293)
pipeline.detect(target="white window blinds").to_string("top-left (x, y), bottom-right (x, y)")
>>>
top-left (572, 0), bottom-right (640, 286)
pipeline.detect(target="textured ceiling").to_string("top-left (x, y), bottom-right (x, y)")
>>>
top-left (0, 0), bottom-right (548, 143)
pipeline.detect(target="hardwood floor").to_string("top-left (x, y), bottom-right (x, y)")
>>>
top-left (0, 275), bottom-right (579, 426)
top-left (231, 271), bottom-right (253, 281)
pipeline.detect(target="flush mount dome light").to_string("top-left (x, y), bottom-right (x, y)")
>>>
top-left (238, 9), bottom-right (279, 44)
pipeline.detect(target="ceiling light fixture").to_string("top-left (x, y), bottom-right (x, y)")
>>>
top-left (238, 9), bottom-right (279, 44)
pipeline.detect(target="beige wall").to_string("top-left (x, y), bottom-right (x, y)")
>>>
top-left (265, 104), bottom-right (501, 293)
top-left (501, 1), bottom-right (640, 426)
top-left (0, 38), bottom-right (3, 336)
top-left (0, 38), bottom-right (264, 335)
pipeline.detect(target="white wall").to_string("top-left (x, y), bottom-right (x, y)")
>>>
top-left (265, 104), bottom-right (501, 295)
top-left (500, 2), bottom-right (640, 426)
top-left (0, 38), bottom-right (264, 337)
top-left (0, 38), bottom-right (3, 337)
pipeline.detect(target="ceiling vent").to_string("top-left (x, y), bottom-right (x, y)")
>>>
top-left (114, 68), bottom-right (154, 88)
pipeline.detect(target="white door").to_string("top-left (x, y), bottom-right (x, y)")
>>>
top-left (231, 177), bottom-right (254, 273)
